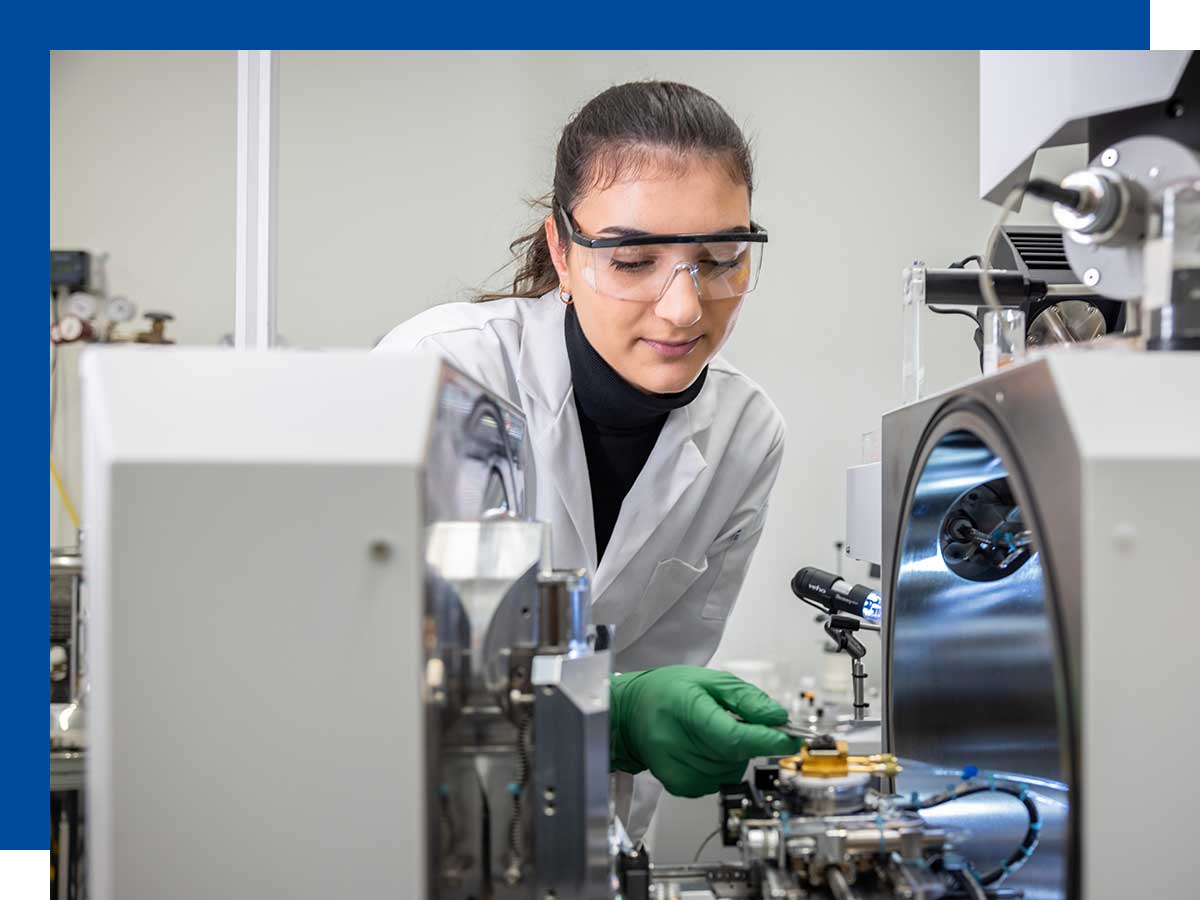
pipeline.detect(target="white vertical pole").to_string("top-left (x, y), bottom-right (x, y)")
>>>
top-left (235, 50), bottom-right (278, 350)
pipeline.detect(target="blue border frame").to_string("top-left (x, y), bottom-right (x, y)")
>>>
top-left (28, 12), bottom-right (1153, 850)
top-left (10, 48), bottom-right (50, 850)
top-left (44, 0), bottom-right (1150, 50)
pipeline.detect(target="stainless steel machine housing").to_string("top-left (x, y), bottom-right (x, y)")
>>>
top-left (81, 349), bottom-right (613, 900)
top-left (882, 351), bottom-right (1200, 900)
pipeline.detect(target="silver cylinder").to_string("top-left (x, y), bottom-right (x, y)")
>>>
top-left (825, 864), bottom-right (859, 900)
top-left (537, 569), bottom-right (589, 654)
top-left (780, 771), bottom-right (870, 816)
top-left (851, 657), bottom-right (868, 721)
top-left (57, 808), bottom-right (70, 900)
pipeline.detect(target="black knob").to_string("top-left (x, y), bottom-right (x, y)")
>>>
top-left (808, 734), bottom-right (838, 751)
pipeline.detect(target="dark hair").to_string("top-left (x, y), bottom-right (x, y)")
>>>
top-left (480, 81), bottom-right (754, 301)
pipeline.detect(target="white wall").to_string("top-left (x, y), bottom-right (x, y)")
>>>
top-left (50, 50), bottom-right (236, 547)
top-left (50, 49), bottom-right (1082, 681)
top-left (274, 52), bottom-right (546, 347)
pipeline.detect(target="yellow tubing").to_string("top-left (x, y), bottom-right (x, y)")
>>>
top-left (50, 454), bottom-right (80, 531)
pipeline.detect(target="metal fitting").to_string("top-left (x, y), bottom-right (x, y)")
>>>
top-left (1052, 168), bottom-right (1147, 247)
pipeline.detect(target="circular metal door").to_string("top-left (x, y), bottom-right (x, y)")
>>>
top-left (889, 405), bottom-right (1074, 899)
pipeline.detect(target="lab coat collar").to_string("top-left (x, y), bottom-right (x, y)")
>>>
top-left (515, 294), bottom-right (574, 416)
top-left (516, 293), bottom-right (718, 596)
top-left (517, 296), bottom-right (598, 572)
top-left (590, 409), bottom-right (707, 600)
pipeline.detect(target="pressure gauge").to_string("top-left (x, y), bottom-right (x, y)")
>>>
top-left (67, 291), bottom-right (98, 320)
top-left (106, 295), bottom-right (136, 323)
top-left (54, 315), bottom-right (90, 344)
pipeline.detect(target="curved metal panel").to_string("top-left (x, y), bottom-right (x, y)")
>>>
top-left (887, 403), bottom-right (1074, 900)
top-left (892, 424), bottom-right (1063, 780)
top-left (424, 364), bottom-right (531, 524)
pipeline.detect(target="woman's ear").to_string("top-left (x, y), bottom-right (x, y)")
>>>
top-left (545, 214), bottom-right (570, 290)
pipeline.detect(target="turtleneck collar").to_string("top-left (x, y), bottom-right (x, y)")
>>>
top-left (564, 303), bottom-right (707, 429)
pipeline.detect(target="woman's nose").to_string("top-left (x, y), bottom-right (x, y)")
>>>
top-left (654, 265), bottom-right (703, 328)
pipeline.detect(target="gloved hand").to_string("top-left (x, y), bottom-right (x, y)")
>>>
top-left (609, 665), bottom-right (802, 797)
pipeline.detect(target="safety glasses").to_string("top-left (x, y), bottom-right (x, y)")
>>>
top-left (560, 208), bottom-right (767, 303)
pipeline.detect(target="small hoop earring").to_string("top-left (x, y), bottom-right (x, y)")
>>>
top-left (559, 287), bottom-right (573, 305)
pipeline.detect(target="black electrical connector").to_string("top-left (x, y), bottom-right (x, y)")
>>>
top-left (617, 846), bottom-right (651, 900)
top-left (1022, 178), bottom-right (1085, 210)
top-left (922, 269), bottom-right (1049, 308)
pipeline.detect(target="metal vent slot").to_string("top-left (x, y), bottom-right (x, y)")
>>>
top-left (50, 578), bottom-right (74, 643)
top-left (50, 607), bottom-right (72, 642)
top-left (1008, 231), bottom-right (1069, 270)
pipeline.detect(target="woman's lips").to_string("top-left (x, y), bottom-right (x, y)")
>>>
top-left (640, 336), bottom-right (702, 358)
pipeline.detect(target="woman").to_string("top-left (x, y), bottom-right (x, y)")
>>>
top-left (379, 81), bottom-right (798, 836)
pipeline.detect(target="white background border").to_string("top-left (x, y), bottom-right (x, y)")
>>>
top-left (0, 851), bottom-right (48, 899)
top-left (1152, 0), bottom-right (1200, 48)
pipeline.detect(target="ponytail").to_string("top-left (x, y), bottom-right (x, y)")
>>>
top-left (478, 195), bottom-right (562, 302)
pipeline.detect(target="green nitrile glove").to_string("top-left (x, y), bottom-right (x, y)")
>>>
top-left (609, 665), bottom-right (802, 798)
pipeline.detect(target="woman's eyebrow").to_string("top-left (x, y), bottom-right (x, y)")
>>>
top-left (597, 225), bottom-right (650, 237)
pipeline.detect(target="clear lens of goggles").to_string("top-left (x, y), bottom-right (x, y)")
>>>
top-left (578, 239), bottom-right (764, 303)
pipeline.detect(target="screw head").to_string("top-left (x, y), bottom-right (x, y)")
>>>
top-left (368, 540), bottom-right (393, 562)
top-left (1113, 523), bottom-right (1137, 551)
top-left (1084, 268), bottom-right (1101, 287)
top-left (1100, 148), bottom-right (1119, 168)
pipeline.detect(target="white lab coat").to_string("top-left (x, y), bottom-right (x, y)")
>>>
top-left (377, 292), bottom-right (785, 838)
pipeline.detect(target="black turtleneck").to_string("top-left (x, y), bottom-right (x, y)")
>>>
top-left (564, 304), bottom-right (707, 563)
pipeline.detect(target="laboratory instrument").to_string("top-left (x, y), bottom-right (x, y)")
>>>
top-left (790, 566), bottom-right (882, 722)
top-left (74, 50), bottom-right (1199, 900)
top-left (790, 567), bottom-right (882, 622)
top-left (50, 548), bottom-right (87, 900)
top-left (81, 349), bottom-right (611, 900)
